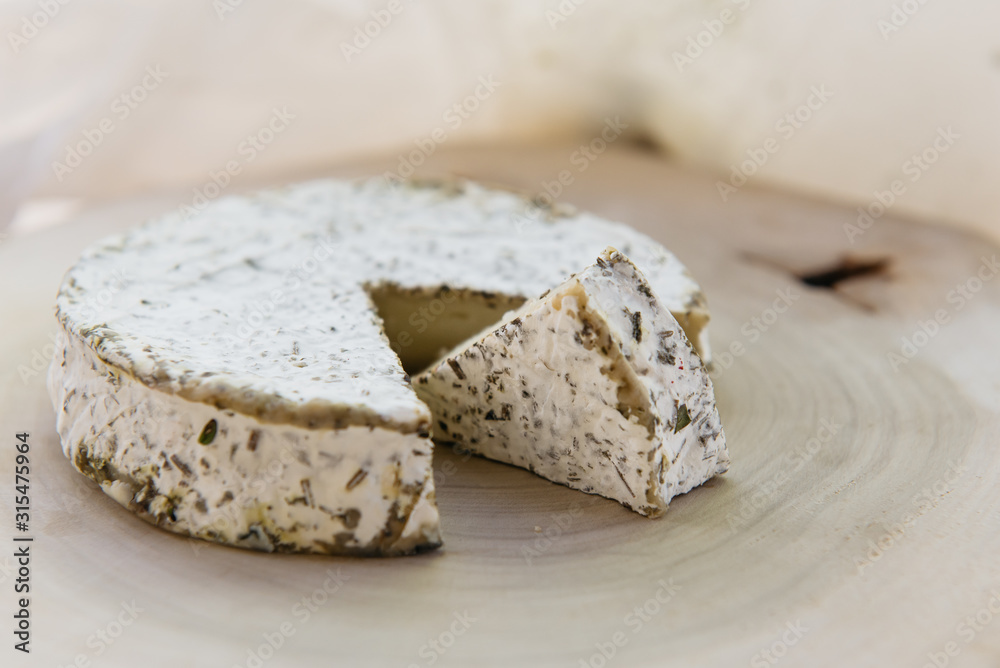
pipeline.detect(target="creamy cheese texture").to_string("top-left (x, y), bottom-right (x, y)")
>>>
top-left (49, 178), bottom-right (717, 555)
top-left (415, 248), bottom-right (728, 516)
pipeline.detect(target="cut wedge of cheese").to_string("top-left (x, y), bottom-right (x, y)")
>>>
top-left (414, 248), bottom-right (728, 516)
top-left (48, 177), bottom-right (719, 556)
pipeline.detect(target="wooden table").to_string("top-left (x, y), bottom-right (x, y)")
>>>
top-left (2, 145), bottom-right (998, 667)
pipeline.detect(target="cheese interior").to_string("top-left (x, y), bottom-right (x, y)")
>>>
top-left (413, 248), bottom-right (728, 516)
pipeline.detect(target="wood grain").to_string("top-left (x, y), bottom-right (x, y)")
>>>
top-left (1, 145), bottom-right (998, 667)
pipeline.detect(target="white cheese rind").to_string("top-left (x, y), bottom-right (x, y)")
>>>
top-left (55, 179), bottom-right (711, 434)
top-left (48, 328), bottom-right (441, 556)
top-left (50, 178), bottom-right (715, 555)
top-left (414, 248), bottom-right (728, 516)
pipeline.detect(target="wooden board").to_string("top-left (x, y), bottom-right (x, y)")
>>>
top-left (2, 145), bottom-right (999, 667)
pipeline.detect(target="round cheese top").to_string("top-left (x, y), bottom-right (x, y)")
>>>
top-left (55, 178), bottom-right (708, 433)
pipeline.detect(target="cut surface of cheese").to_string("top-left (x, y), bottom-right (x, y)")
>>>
top-left (48, 178), bottom-right (717, 555)
top-left (414, 248), bottom-right (729, 516)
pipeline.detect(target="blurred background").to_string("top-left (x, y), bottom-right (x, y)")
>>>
top-left (0, 0), bottom-right (996, 239)
top-left (2, 6), bottom-right (1000, 666)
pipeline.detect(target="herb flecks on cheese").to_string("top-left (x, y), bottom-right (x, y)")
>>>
top-left (49, 178), bottom-right (717, 556)
top-left (414, 248), bottom-right (728, 516)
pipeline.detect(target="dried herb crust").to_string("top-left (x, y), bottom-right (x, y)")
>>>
top-left (49, 328), bottom-right (441, 556)
top-left (414, 248), bottom-right (728, 517)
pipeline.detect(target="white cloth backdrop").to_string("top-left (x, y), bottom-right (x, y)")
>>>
top-left (0, 0), bottom-right (996, 239)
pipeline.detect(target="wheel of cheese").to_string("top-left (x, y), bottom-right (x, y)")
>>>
top-left (48, 178), bottom-right (713, 556)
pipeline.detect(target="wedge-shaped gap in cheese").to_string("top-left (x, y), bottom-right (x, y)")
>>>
top-left (365, 282), bottom-right (526, 375)
top-left (413, 248), bottom-right (729, 517)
